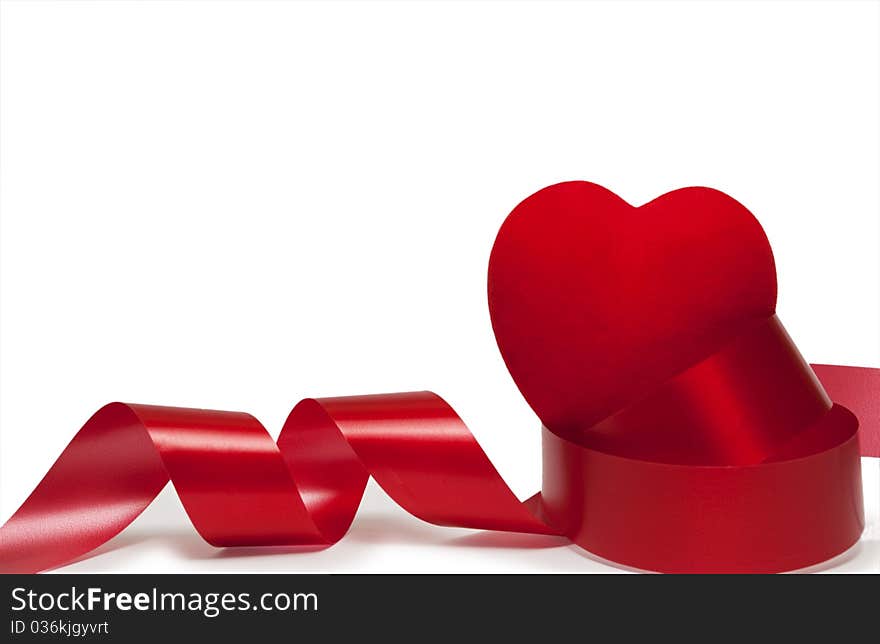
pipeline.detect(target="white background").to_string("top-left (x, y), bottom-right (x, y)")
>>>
top-left (1, 0), bottom-right (878, 573)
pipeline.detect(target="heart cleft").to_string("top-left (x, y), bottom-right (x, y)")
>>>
top-left (491, 181), bottom-right (865, 572)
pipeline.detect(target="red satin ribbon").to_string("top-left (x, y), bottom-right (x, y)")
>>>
top-left (0, 322), bottom-right (877, 574)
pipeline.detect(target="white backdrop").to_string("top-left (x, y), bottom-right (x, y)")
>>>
top-left (1, 0), bottom-right (878, 573)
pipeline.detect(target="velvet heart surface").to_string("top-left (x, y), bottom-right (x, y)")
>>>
top-left (488, 181), bottom-right (780, 449)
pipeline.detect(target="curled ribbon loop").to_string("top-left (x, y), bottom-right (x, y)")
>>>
top-left (0, 393), bottom-right (554, 574)
top-left (0, 362), bottom-right (877, 574)
top-left (3, 178), bottom-right (880, 573)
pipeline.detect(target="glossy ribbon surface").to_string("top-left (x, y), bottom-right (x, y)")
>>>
top-left (2, 178), bottom-right (879, 573)
top-left (0, 350), bottom-right (877, 573)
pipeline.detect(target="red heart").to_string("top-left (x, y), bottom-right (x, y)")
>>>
top-left (488, 181), bottom-right (777, 438)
